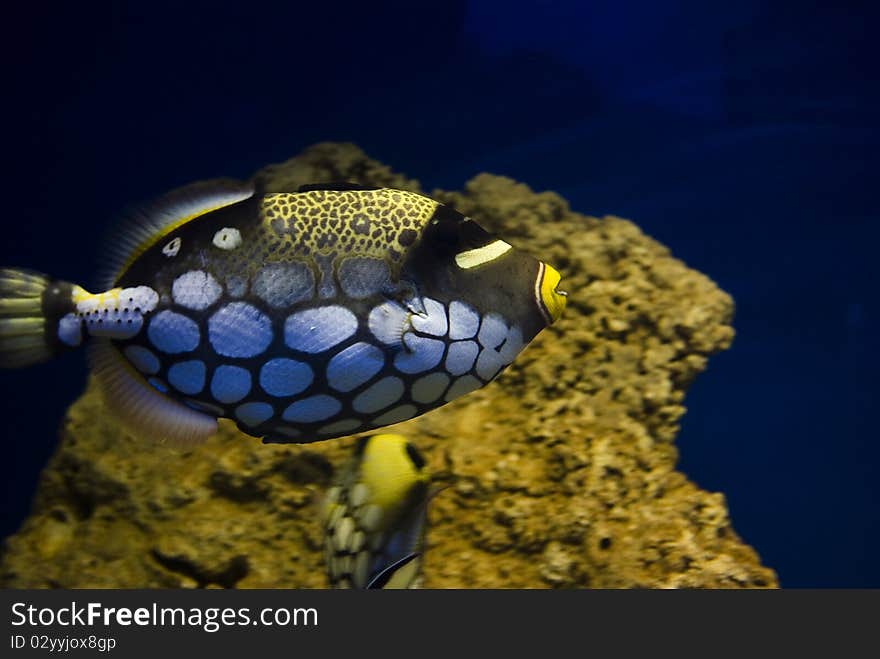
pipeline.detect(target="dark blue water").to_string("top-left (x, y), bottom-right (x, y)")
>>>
top-left (1, 0), bottom-right (877, 587)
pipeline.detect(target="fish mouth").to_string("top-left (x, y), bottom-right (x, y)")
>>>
top-left (537, 263), bottom-right (567, 324)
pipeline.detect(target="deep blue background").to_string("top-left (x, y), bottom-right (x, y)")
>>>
top-left (1, 0), bottom-right (877, 587)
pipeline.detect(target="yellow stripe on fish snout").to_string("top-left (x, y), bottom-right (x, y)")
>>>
top-left (454, 240), bottom-right (513, 269)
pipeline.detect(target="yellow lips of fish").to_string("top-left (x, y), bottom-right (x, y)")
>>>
top-left (538, 262), bottom-right (567, 323)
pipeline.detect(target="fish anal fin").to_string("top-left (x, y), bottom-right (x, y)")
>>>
top-left (89, 340), bottom-right (217, 448)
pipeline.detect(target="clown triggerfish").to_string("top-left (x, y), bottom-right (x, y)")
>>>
top-left (0, 180), bottom-right (566, 445)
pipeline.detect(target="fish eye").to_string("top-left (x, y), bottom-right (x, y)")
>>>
top-left (429, 205), bottom-right (470, 249)
top-left (433, 219), bottom-right (460, 247)
top-left (432, 212), bottom-right (494, 254)
top-left (162, 237), bottom-right (182, 257)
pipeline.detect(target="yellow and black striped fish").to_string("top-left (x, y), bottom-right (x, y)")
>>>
top-left (0, 181), bottom-right (566, 445)
top-left (322, 433), bottom-right (430, 589)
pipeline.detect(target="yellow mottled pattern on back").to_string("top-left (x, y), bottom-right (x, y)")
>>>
top-left (261, 189), bottom-right (437, 263)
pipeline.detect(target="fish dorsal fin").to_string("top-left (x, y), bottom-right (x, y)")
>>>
top-left (101, 178), bottom-right (254, 288)
top-left (89, 340), bottom-right (218, 447)
top-left (297, 181), bottom-right (379, 193)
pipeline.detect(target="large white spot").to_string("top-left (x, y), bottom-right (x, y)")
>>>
top-left (371, 404), bottom-right (417, 427)
top-left (368, 300), bottom-right (410, 345)
top-left (353, 376), bottom-right (404, 414)
top-left (476, 349), bottom-right (506, 381)
top-left (168, 360), bottom-right (207, 394)
top-left (444, 375), bottom-right (483, 402)
top-left (338, 258), bottom-right (391, 299)
top-left (211, 364), bottom-right (252, 403)
top-left (476, 325), bottom-right (526, 381)
top-left (448, 300), bottom-right (479, 340)
top-left (253, 262), bottom-right (314, 308)
top-left (394, 333), bottom-right (444, 374)
top-left (411, 372), bottom-right (451, 404)
top-left (172, 270), bottom-right (222, 311)
top-left (410, 297), bottom-right (447, 337)
top-left (259, 358), bottom-right (313, 397)
top-left (208, 303), bottom-right (272, 358)
top-left (326, 342), bottom-right (385, 392)
top-left (213, 227), bottom-right (242, 250)
top-left (478, 312), bottom-right (507, 349)
top-left (124, 345), bottom-right (159, 374)
top-left (499, 326), bottom-right (525, 363)
top-left (282, 395), bottom-right (342, 423)
top-left (148, 310), bottom-right (200, 354)
top-left (445, 340), bottom-right (478, 376)
top-left (122, 286), bottom-right (160, 313)
top-left (284, 306), bottom-right (357, 354)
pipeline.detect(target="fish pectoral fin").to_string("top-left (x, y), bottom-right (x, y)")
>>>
top-left (89, 340), bottom-right (217, 447)
top-left (369, 295), bottom-right (415, 351)
top-left (382, 279), bottom-right (426, 317)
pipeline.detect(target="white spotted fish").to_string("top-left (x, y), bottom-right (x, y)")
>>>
top-left (0, 180), bottom-right (566, 445)
top-left (322, 433), bottom-right (430, 589)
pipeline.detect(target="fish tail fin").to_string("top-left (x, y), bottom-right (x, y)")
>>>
top-left (0, 268), bottom-right (81, 368)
